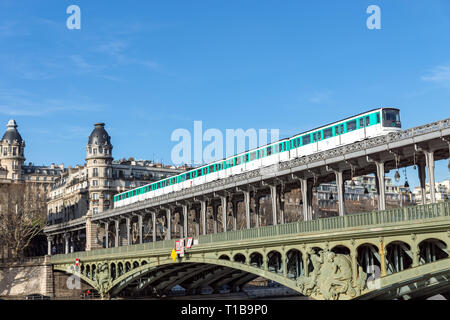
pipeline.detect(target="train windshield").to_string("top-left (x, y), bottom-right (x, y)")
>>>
top-left (382, 109), bottom-right (401, 128)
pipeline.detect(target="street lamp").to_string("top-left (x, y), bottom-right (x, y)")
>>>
top-left (394, 170), bottom-right (401, 182)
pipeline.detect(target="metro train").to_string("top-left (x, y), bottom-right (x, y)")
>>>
top-left (113, 108), bottom-right (402, 208)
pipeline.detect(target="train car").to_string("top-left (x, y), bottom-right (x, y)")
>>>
top-left (113, 108), bottom-right (402, 209)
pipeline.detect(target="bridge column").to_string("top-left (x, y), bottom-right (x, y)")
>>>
top-left (244, 191), bottom-right (251, 229)
top-left (270, 184), bottom-right (277, 225)
top-left (201, 201), bottom-right (207, 235)
top-left (104, 222), bottom-right (109, 248)
top-left (70, 234), bottom-right (74, 253)
top-left (138, 215), bottom-right (143, 244)
top-left (278, 184), bottom-right (285, 224)
top-left (166, 208), bottom-right (171, 240)
top-left (379, 241), bottom-right (387, 277)
top-left (302, 253), bottom-right (309, 277)
top-left (221, 196), bottom-right (227, 233)
top-left (254, 196), bottom-right (260, 228)
top-left (126, 217), bottom-right (131, 245)
top-left (152, 212), bottom-right (157, 242)
top-left (300, 179), bottom-right (313, 221)
top-left (114, 219), bottom-right (119, 247)
top-left (64, 233), bottom-right (70, 254)
top-left (182, 205), bottom-right (188, 238)
top-left (194, 205), bottom-right (200, 236)
top-left (47, 235), bottom-right (53, 256)
top-left (351, 250), bottom-right (358, 285)
top-left (334, 170), bottom-right (346, 216)
top-left (375, 161), bottom-right (386, 211)
top-left (263, 255), bottom-right (268, 271)
top-left (232, 198), bottom-right (238, 231)
top-left (212, 202), bottom-right (219, 234)
top-left (418, 163), bottom-right (427, 204)
top-left (423, 150), bottom-right (436, 203)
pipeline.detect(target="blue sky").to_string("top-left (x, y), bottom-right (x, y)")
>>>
top-left (0, 0), bottom-right (449, 189)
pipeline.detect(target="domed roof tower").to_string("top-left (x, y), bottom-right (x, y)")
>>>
top-left (85, 122), bottom-right (114, 220)
top-left (0, 119), bottom-right (25, 180)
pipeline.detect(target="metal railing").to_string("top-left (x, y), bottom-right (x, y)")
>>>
top-left (51, 201), bottom-right (449, 263)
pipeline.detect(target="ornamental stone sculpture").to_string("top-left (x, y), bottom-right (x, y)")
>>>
top-left (296, 249), bottom-right (367, 300)
top-left (95, 262), bottom-right (111, 299)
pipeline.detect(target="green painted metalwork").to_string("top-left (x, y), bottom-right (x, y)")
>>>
top-left (51, 202), bottom-right (450, 300)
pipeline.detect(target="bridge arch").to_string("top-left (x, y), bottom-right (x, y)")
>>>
top-left (110, 263), bottom-right (116, 280)
top-left (357, 243), bottom-right (381, 275)
top-left (418, 238), bottom-right (449, 264)
top-left (53, 265), bottom-right (98, 290)
top-left (219, 254), bottom-right (230, 260)
top-left (106, 256), bottom-right (300, 297)
top-left (267, 250), bottom-right (283, 274)
top-left (385, 241), bottom-right (412, 274)
top-left (233, 253), bottom-right (246, 264)
top-left (249, 252), bottom-right (263, 268)
top-left (331, 245), bottom-right (351, 255)
top-left (286, 249), bottom-right (304, 279)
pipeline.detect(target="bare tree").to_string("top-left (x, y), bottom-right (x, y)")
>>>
top-left (0, 183), bottom-right (47, 260)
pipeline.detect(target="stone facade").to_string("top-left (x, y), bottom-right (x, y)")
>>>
top-left (45, 122), bottom-right (187, 253)
top-left (0, 119), bottom-right (65, 189)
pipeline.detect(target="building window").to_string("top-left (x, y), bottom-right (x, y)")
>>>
top-left (93, 168), bottom-right (98, 177)
top-left (93, 148), bottom-right (97, 154)
top-left (92, 180), bottom-right (98, 187)
top-left (92, 193), bottom-right (99, 200)
top-left (93, 207), bottom-right (98, 214)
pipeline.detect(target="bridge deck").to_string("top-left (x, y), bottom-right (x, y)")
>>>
top-left (51, 201), bottom-right (450, 263)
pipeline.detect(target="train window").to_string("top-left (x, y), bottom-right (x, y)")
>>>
top-left (359, 118), bottom-right (364, 127)
top-left (250, 151), bottom-right (257, 161)
top-left (209, 165), bottom-right (214, 173)
top-left (197, 169), bottom-right (202, 176)
top-left (312, 133), bottom-right (317, 142)
top-left (226, 159), bottom-right (234, 167)
top-left (187, 172), bottom-right (191, 180)
top-left (323, 128), bottom-right (333, 139)
top-left (340, 124), bottom-right (344, 134)
top-left (245, 153), bottom-right (249, 162)
top-left (347, 120), bottom-right (357, 132)
top-left (366, 116), bottom-right (370, 126)
top-left (267, 146), bottom-right (273, 156)
top-left (236, 157), bottom-right (242, 165)
top-left (376, 113), bottom-right (380, 124)
top-left (382, 109), bottom-right (401, 128)
top-left (303, 135), bottom-right (311, 145)
top-left (317, 131), bottom-right (321, 140)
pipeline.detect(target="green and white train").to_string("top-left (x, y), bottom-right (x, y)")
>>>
top-left (114, 108), bottom-right (402, 208)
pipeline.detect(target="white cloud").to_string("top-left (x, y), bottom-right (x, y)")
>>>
top-left (421, 64), bottom-right (450, 86)
top-left (308, 90), bottom-right (333, 104)
top-left (0, 88), bottom-right (106, 117)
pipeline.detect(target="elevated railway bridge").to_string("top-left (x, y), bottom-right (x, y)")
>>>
top-left (45, 117), bottom-right (450, 299)
top-left (51, 201), bottom-right (450, 300)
